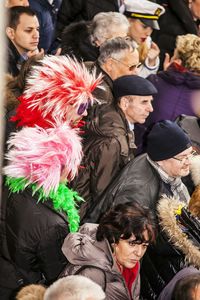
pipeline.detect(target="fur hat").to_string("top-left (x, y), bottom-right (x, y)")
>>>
top-left (11, 55), bottom-right (102, 128)
top-left (4, 123), bottom-right (82, 195)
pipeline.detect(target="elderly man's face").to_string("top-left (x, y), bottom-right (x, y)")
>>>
top-left (108, 48), bottom-right (140, 80)
top-left (157, 147), bottom-right (193, 177)
top-left (121, 95), bottom-right (153, 124)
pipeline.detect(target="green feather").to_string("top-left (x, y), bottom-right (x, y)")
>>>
top-left (5, 176), bottom-right (83, 232)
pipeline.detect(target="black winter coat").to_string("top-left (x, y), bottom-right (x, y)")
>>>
top-left (0, 186), bottom-right (69, 298)
top-left (153, 0), bottom-right (198, 69)
top-left (55, 0), bottom-right (119, 40)
top-left (61, 21), bottom-right (99, 61)
top-left (81, 153), bottom-right (173, 224)
top-left (29, 0), bottom-right (62, 52)
top-left (6, 40), bottom-right (21, 77)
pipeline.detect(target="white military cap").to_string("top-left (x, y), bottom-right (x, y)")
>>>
top-left (124, 0), bottom-right (165, 30)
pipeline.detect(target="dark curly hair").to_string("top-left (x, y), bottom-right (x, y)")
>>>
top-left (96, 201), bottom-right (156, 246)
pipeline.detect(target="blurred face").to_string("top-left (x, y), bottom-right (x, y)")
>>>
top-left (67, 102), bottom-right (88, 124)
top-left (191, 284), bottom-right (200, 299)
top-left (190, 0), bottom-right (200, 19)
top-left (121, 95), bottom-right (153, 124)
top-left (5, 0), bottom-right (29, 7)
top-left (6, 13), bottom-right (39, 55)
top-left (128, 19), bottom-right (153, 45)
top-left (192, 91), bottom-right (200, 117)
top-left (108, 48), bottom-right (140, 80)
top-left (157, 147), bottom-right (193, 177)
top-left (107, 28), bottom-right (128, 41)
top-left (96, 28), bottom-right (128, 46)
top-left (114, 231), bottom-right (149, 269)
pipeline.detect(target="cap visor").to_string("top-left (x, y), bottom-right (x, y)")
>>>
top-left (141, 19), bottom-right (160, 30)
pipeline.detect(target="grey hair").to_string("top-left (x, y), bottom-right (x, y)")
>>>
top-left (91, 12), bottom-right (130, 45)
top-left (98, 37), bottom-right (136, 66)
top-left (43, 275), bottom-right (106, 300)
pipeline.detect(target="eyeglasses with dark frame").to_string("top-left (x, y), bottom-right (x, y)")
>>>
top-left (111, 57), bottom-right (142, 71)
top-left (172, 150), bottom-right (198, 163)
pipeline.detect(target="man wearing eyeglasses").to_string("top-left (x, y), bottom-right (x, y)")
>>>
top-left (80, 120), bottom-right (198, 225)
top-left (85, 37), bottom-right (140, 108)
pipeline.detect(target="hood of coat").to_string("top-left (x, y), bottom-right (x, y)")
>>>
top-left (62, 223), bottom-right (114, 270)
top-left (157, 196), bottom-right (200, 268)
top-left (158, 63), bottom-right (200, 89)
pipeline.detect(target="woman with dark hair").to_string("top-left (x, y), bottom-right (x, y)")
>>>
top-left (61, 202), bottom-right (156, 300)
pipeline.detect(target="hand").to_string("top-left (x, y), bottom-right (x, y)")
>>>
top-left (27, 48), bottom-right (44, 58)
top-left (147, 42), bottom-right (160, 66)
top-left (54, 47), bottom-right (62, 56)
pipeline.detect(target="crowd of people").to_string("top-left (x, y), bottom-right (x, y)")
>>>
top-left (1, 0), bottom-right (200, 299)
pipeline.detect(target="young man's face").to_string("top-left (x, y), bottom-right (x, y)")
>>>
top-left (5, 0), bottom-right (29, 7)
top-left (7, 13), bottom-right (39, 55)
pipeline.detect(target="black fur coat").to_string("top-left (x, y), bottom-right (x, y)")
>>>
top-left (61, 21), bottom-right (99, 61)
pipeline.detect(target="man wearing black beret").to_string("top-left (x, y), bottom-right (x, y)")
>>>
top-left (71, 74), bottom-right (157, 220)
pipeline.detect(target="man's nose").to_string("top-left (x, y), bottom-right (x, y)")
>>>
top-left (33, 30), bottom-right (39, 39)
top-left (147, 102), bottom-right (153, 112)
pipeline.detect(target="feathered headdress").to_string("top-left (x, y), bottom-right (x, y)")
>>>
top-left (4, 123), bottom-right (83, 232)
top-left (11, 55), bottom-right (103, 128)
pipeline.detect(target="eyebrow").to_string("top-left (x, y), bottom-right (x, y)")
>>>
top-left (24, 26), bottom-right (40, 29)
top-left (176, 151), bottom-right (193, 158)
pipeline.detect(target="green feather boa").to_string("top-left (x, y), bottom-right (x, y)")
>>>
top-left (5, 176), bottom-right (83, 232)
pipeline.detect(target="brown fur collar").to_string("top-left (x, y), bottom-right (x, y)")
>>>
top-left (157, 196), bottom-right (200, 268)
top-left (4, 73), bottom-right (21, 112)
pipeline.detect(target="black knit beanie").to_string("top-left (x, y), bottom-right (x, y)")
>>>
top-left (147, 120), bottom-right (192, 161)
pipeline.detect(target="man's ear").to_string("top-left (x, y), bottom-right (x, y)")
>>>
top-left (119, 96), bottom-right (129, 112)
top-left (6, 27), bottom-right (15, 40)
top-left (104, 57), bottom-right (113, 72)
